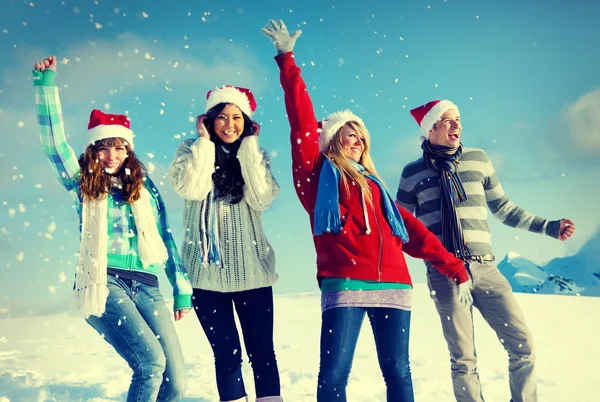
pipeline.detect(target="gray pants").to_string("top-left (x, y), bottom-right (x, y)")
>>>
top-left (426, 261), bottom-right (537, 402)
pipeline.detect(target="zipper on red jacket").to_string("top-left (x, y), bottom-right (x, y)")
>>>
top-left (372, 205), bottom-right (384, 282)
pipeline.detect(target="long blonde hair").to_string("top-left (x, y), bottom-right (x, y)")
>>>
top-left (324, 121), bottom-right (382, 205)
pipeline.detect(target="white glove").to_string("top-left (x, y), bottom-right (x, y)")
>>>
top-left (261, 19), bottom-right (302, 55)
top-left (457, 279), bottom-right (473, 305)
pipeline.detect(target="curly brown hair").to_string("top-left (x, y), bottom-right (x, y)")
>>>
top-left (78, 137), bottom-right (147, 203)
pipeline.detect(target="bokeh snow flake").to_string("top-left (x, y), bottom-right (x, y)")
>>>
top-left (47, 222), bottom-right (56, 233)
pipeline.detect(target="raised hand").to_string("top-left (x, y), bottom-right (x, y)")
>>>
top-left (196, 114), bottom-right (210, 139)
top-left (261, 19), bottom-right (302, 55)
top-left (251, 120), bottom-right (260, 136)
top-left (33, 56), bottom-right (57, 73)
top-left (558, 218), bottom-right (576, 241)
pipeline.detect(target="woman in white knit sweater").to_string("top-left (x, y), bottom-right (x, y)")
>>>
top-left (169, 86), bottom-right (281, 402)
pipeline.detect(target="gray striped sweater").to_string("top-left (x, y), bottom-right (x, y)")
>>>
top-left (396, 147), bottom-right (560, 256)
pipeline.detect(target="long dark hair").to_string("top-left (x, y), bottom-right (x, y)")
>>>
top-left (78, 137), bottom-right (147, 203)
top-left (205, 102), bottom-right (253, 204)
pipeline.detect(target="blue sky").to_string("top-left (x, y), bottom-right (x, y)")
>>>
top-left (1, 0), bottom-right (599, 309)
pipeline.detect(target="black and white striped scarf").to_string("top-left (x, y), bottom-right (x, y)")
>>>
top-left (422, 141), bottom-right (472, 259)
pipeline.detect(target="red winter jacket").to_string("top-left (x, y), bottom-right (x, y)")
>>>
top-left (275, 52), bottom-right (469, 286)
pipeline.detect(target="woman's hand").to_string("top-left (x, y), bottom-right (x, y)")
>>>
top-left (196, 114), bottom-right (210, 139)
top-left (174, 308), bottom-right (191, 321)
top-left (251, 120), bottom-right (261, 136)
top-left (261, 19), bottom-right (302, 55)
top-left (34, 56), bottom-right (57, 73)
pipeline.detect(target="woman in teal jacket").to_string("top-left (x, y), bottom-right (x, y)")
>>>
top-left (32, 56), bottom-right (193, 402)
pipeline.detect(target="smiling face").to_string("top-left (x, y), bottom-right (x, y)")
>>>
top-left (96, 138), bottom-right (128, 175)
top-left (428, 109), bottom-right (462, 148)
top-left (212, 103), bottom-right (245, 144)
top-left (339, 123), bottom-right (366, 162)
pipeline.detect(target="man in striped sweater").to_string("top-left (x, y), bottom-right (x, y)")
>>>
top-left (396, 100), bottom-right (576, 402)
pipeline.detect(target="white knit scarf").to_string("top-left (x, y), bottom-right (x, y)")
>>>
top-left (71, 186), bottom-right (168, 318)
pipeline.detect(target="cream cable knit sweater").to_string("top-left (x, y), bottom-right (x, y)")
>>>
top-left (169, 135), bottom-right (279, 292)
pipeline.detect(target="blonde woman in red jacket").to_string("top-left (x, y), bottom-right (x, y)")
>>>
top-left (263, 21), bottom-right (474, 401)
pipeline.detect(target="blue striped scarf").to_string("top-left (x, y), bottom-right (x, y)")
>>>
top-left (313, 157), bottom-right (409, 242)
top-left (197, 189), bottom-right (222, 267)
top-left (422, 141), bottom-right (472, 258)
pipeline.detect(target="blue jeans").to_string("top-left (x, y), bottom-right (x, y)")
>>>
top-left (193, 286), bottom-right (280, 401)
top-left (317, 307), bottom-right (414, 402)
top-left (86, 275), bottom-right (187, 402)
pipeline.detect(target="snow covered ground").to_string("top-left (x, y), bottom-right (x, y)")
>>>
top-left (1, 285), bottom-right (598, 401)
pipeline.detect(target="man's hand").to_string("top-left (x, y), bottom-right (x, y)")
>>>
top-left (558, 218), bottom-right (576, 241)
top-left (457, 279), bottom-right (474, 305)
top-left (34, 56), bottom-right (57, 73)
top-left (196, 114), bottom-right (210, 140)
top-left (261, 19), bottom-right (302, 55)
top-left (174, 308), bottom-right (191, 321)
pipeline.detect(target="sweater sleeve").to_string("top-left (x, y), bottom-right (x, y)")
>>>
top-left (147, 178), bottom-right (193, 311)
top-left (398, 204), bottom-right (470, 284)
top-left (33, 69), bottom-right (82, 196)
top-left (237, 135), bottom-right (280, 211)
top-left (275, 52), bottom-right (322, 213)
top-left (482, 151), bottom-right (560, 239)
top-left (168, 136), bottom-right (216, 201)
top-left (396, 166), bottom-right (418, 215)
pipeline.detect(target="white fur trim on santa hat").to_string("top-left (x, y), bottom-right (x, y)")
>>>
top-left (320, 110), bottom-right (364, 152)
top-left (88, 125), bottom-right (135, 149)
top-left (205, 86), bottom-right (253, 117)
top-left (419, 100), bottom-right (459, 139)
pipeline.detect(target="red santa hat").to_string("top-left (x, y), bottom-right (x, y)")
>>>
top-left (410, 100), bottom-right (459, 141)
top-left (319, 109), bottom-right (365, 152)
top-left (205, 85), bottom-right (257, 117)
top-left (87, 109), bottom-right (134, 149)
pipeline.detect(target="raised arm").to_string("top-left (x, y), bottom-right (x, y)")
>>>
top-left (33, 56), bottom-right (81, 194)
top-left (237, 123), bottom-right (280, 211)
top-left (262, 19), bottom-right (321, 212)
top-left (168, 115), bottom-right (216, 201)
